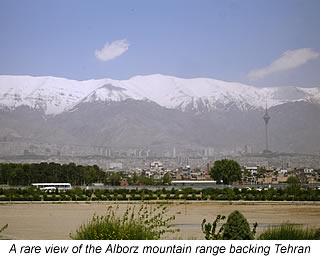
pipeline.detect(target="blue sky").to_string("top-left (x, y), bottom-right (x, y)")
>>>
top-left (0, 0), bottom-right (320, 87)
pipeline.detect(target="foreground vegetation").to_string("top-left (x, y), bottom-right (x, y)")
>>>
top-left (70, 207), bottom-right (320, 240)
top-left (202, 210), bottom-right (257, 240)
top-left (202, 212), bottom-right (320, 240)
top-left (258, 223), bottom-right (320, 240)
top-left (70, 204), bottom-right (179, 240)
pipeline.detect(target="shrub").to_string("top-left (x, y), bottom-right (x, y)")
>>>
top-left (202, 210), bottom-right (257, 240)
top-left (201, 215), bottom-right (226, 240)
top-left (222, 210), bottom-right (257, 240)
top-left (258, 223), bottom-right (320, 240)
top-left (70, 204), bottom-right (179, 240)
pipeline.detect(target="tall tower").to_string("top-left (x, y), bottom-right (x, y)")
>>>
top-left (263, 103), bottom-right (271, 153)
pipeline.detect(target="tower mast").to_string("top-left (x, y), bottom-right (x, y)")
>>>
top-left (263, 102), bottom-right (271, 153)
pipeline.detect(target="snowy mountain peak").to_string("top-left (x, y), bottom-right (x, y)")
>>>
top-left (82, 84), bottom-right (130, 103)
top-left (0, 74), bottom-right (319, 115)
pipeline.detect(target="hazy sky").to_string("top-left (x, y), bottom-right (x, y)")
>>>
top-left (1, 0), bottom-right (320, 87)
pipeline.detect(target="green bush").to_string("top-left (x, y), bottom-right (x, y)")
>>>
top-left (201, 214), bottom-right (226, 240)
top-left (202, 210), bottom-right (257, 240)
top-left (70, 204), bottom-right (179, 240)
top-left (258, 223), bottom-right (320, 240)
top-left (222, 210), bottom-right (256, 240)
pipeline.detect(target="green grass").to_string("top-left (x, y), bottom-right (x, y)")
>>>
top-left (258, 223), bottom-right (320, 240)
top-left (70, 204), bottom-right (179, 240)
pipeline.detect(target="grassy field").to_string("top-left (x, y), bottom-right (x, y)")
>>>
top-left (0, 201), bottom-right (320, 240)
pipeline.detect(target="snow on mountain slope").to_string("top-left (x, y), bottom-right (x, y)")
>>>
top-left (0, 74), bottom-right (319, 115)
top-left (120, 74), bottom-right (277, 111)
top-left (74, 83), bottom-right (146, 105)
top-left (79, 74), bottom-right (320, 112)
top-left (299, 87), bottom-right (320, 102)
top-left (0, 75), bottom-right (100, 114)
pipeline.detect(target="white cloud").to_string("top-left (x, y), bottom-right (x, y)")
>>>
top-left (95, 39), bottom-right (129, 61)
top-left (248, 48), bottom-right (320, 81)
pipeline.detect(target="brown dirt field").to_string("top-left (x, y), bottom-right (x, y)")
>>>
top-left (0, 201), bottom-right (319, 240)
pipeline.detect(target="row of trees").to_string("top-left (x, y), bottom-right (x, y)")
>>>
top-left (0, 162), bottom-right (106, 186)
top-left (1, 186), bottom-right (319, 201)
top-left (0, 159), bottom-right (244, 187)
top-left (0, 163), bottom-right (171, 186)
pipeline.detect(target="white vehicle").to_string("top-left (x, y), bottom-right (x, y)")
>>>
top-left (32, 183), bottom-right (72, 191)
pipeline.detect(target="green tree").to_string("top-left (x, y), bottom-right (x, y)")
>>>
top-left (287, 176), bottom-right (300, 185)
top-left (138, 175), bottom-right (153, 186)
top-left (83, 166), bottom-right (97, 185)
top-left (162, 173), bottom-right (171, 185)
top-left (109, 172), bottom-right (122, 186)
top-left (285, 176), bottom-right (301, 196)
top-left (222, 210), bottom-right (256, 240)
top-left (132, 173), bottom-right (139, 184)
top-left (209, 159), bottom-right (242, 184)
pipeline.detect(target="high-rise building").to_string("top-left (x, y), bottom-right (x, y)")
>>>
top-left (263, 103), bottom-right (271, 153)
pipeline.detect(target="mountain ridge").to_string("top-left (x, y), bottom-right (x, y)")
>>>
top-left (1, 74), bottom-right (319, 115)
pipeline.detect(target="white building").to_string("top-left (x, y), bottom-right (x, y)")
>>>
top-left (244, 166), bottom-right (258, 175)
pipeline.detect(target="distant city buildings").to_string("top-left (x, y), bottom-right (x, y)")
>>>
top-left (203, 147), bottom-right (215, 157)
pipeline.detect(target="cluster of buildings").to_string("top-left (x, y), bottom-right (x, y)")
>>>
top-left (119, 160), bottom-right (320, 186)
top-left (239, 166), bottom-right (320, 185)
top-left (119, 161), bottom-right (211, 185)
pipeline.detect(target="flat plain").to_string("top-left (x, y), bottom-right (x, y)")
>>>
top-left (0, 201), bottom-right (319, 240)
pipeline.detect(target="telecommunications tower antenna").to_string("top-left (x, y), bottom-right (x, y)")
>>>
top-left (263, 102), bottom-right (271, 153)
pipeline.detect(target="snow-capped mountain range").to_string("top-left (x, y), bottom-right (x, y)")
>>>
top-left (1, 74), bottom-right (319, 115)
top-left (1, 74), bottom-right (320, 154)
